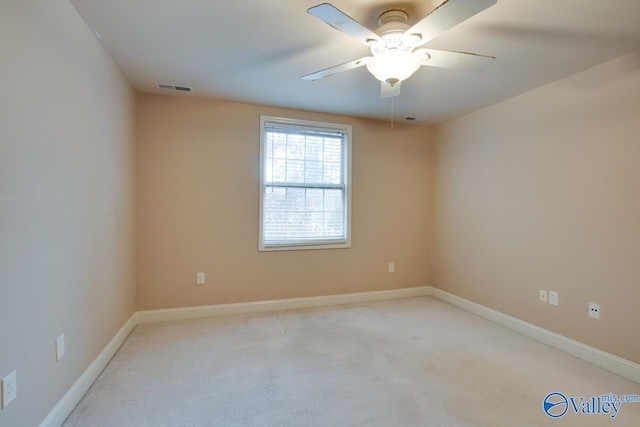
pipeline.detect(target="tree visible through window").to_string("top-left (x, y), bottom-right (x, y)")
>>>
top-left (259, 116), bottom-right (351, 251)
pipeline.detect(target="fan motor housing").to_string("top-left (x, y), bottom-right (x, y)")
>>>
top-left (373, 9), bottom-right (411, 52)
top-left (377, 10), bottom-right (409, 32)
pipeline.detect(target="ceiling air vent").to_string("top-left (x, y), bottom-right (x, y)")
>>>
top-left (154, 82), bottom-right (192, 92)
top-left (405, 117), bottom-right (429, 122)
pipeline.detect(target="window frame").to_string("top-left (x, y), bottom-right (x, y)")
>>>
top-left (258, 115), bottom-right (352, 252)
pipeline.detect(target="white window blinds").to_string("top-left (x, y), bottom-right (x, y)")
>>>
top-left (259, 117), bottom-right (351, 250)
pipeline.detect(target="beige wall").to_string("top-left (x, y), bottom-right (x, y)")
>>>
top-left (136, 95), bottom-right (435, 310)
top-left (3, 2), bottom-right (637, 423)
top-left (434, 51), bottom-right (640, 363)
top-left (0, 1), bottom-right (136, 426)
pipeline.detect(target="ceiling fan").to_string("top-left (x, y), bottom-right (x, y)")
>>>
top-left (302, 0), bottom-right (498, 98)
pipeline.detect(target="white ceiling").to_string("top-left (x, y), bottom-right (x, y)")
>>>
top-left (70, 0), bottom-right (640, 124)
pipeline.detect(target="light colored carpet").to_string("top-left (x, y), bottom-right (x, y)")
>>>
top-left (63, 297), bottom-right (640, 426)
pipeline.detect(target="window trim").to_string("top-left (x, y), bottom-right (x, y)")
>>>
top-left (258, 115), bottom-right (352, 252)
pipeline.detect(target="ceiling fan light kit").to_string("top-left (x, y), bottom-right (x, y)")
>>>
top-left (303, 0), bottom-right (498, 98)
top-left (366, 50), bottom-right (421, 86)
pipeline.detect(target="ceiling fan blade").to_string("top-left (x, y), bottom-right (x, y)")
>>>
top-left (402, 0), bottom-right (497, 47)
top-left (301, 57), bottom-right (372, 81)
top-left (380, 81), bottom-right (401, 98)
top-left (307, 3), bottom-right (382, 46)
top-left (418, 48), bottom-right (495, 70)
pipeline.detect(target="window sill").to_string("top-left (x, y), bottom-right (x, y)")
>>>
top-left (259, 241), bottom-right (351, 252)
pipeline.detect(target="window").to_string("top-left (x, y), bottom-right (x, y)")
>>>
top-left (259, 116), bottom-right (351, 251)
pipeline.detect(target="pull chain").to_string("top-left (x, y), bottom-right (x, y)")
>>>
top-left (391, 94), bottom-right (394, 129)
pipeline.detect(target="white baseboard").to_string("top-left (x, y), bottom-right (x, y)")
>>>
top-left (429, 287), bottom-right (640, 385)
top-left (39, 286), bottom-right (429, 426)
top-left (40, 285), bottom-right (639, 426)
top-left (39, 314), bottom-right (137, 427)
top-left (135, 286), bottom-right (431, 324)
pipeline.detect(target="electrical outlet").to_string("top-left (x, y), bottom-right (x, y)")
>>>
top-left (196, 272), bottom-right (205, 285)
top-left (539, 290), bottom-right (548, 303)
top-left (589, 302), bottom-right (600, 319)
top-left (549, 291), bottom-right (559, 306)
top-left (56, 334), bottom-right (65, 361)
top-left (1, 370), bottom-right (17, 409)
top-left (388, 262), bottom-right (395, 273)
